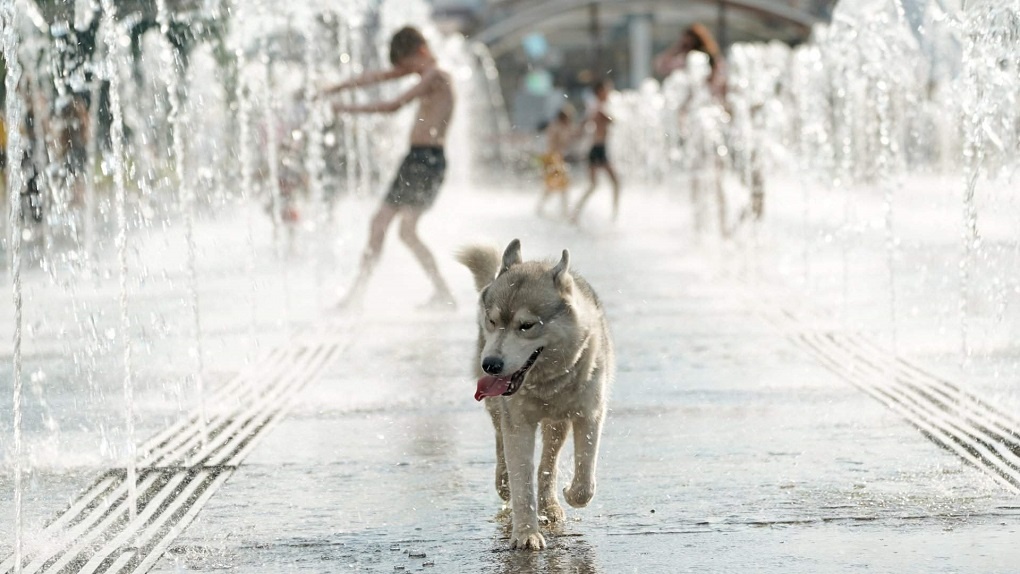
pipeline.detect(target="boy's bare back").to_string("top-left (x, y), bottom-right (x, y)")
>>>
top-left (409, 66), bottom-right (454, 147)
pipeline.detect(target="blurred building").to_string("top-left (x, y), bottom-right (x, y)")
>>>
top-left (428, 0), bottom-right (837, 130)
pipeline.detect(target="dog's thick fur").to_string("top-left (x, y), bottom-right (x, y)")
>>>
top-left (458, 239), bottom-right (614, 550)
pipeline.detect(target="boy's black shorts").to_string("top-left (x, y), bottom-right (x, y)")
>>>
top-left (384, 146), bottom-right (446, 210)
top-left (588, 144), bottom-right (608, 166)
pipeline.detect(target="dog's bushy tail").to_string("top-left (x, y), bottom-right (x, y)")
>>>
top-left (456, 245), bottom-right (501, 291)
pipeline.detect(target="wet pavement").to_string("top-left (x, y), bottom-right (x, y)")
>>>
top-left (4, 182), bottom-right (1020, 572)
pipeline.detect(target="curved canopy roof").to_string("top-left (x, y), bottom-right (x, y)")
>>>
top-left (458, 0), bottom-right (836, 56)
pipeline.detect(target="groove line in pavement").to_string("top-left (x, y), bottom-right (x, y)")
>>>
top-left (776, 319), bottom-right (1020, 493)
top-left (3, 326), bottom-right (354, 574)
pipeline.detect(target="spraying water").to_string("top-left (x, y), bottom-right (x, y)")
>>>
top-left (874, 76), bottom-right (899, 352)
top-left (348, 20), bottom-right (373, 197)
top-left (156, 0), bottom-right (208, 445)
top-left (260, 42), bottom-right (295, 333)
top-left (98, 0), bottom-right (137, 519)
top-left (0, 0), bottom-right (514, 563)
top-left (337, 21), bottom-right (359, 199)
top-left (303, 22), bottom-right (329, 308)
top-left (3, 3), bottom-right (28, 569)
top-left (589, 0), bottom-right (1018, 366)
top-left (235, 46), bottom-right (261, 359)
top-left (82, 72), bottom-right (102, 271)
top-left (956, 1), bottom-right (1017, 361)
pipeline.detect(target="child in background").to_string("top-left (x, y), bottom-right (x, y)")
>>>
top-left (320, 26), bottom-right (456, 310)
top-left (536, 104), bottom-right (577, 218)
top-left (570, 79), bottom-right (621, 224)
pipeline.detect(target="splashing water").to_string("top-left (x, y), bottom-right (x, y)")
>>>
top-left (303, 18), bottom-right (329, 308)
top-left (603, 0), bottom-right (1019, 367)
top-left (98, 0), bottom-right (138, 519)
top-left (157, 0), bottom-right (208, 444)
top-left (958, 1), bottom-right (1020, 361)
top-left (3, 0), bottom-right (514, 560)
top-left (3, 3), bottom-right (28, 570)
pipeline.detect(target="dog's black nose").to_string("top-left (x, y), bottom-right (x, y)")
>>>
top-left (482, 357), bottom-right (504, 375)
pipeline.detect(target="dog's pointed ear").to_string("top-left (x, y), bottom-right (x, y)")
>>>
top-left (551, 249), bottom-right (573, 292)
top-left (499, 238), bottom-right (522, 275)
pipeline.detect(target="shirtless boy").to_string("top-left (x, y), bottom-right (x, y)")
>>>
top-left (322, 26), bottom-right (456, 309)
top-left (570, 79), bottom-right (621, 224)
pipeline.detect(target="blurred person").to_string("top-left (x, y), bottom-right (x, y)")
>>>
top-left (54, 94), bottom-right (91, 206)
top-left (536, 104), bottom-right (578, 218)
top-left (570, 79), bottom-right (621, 224)
top-left (654, 23), bottom-right (728, 101)
top-left (266, 93), bottom-right (306, 230)
top-left (320, 26), bottom-right (456, 310)
top-left (276, 131), bottom-right (305, 225)
top-left (656, 24), bottom-right (733, 236)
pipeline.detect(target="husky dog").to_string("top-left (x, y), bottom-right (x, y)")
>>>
top-left (458, 238), bottom-right (614, 551)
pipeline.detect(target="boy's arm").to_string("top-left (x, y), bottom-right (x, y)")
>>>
top-left (320, 67), bottom-right (408, 95)
top-left (333, 68), bottom-right (438, 115)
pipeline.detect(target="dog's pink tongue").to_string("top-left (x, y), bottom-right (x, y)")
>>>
top-left (475, 375), bottom-right (510, 401)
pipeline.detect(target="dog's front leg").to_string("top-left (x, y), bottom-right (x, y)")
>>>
top-left (564, 413), bottom-right (603, 508)
top-left (501, 412), bottom-right (545, 550)
top-left (487, 403), bottom-right (510, 501)
top-left (538, 420), bottom-right (568, 523)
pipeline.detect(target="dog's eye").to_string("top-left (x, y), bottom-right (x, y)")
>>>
top-left (487, 318), bottom-right (497, 329)
top-left (519, 322), bottom-right (536, 332)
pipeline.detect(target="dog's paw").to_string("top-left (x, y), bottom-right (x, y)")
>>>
top-left (509, 530), bottom-right (546, 551)
top-left (539, 500), bottom-right (566, 524)
top-left (563, 479), bottom-right (595, 508)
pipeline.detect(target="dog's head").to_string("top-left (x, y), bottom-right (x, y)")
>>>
top-left (462, 239), bottom-right (577, 401)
